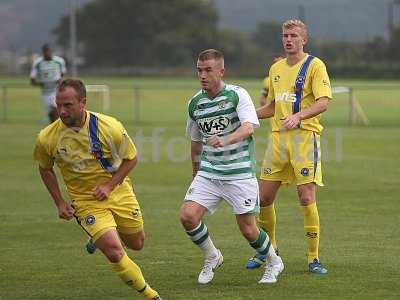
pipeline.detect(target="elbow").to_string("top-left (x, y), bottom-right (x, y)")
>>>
top-left (318, 98), bottom-right (329, 113)
top-left (132, 156), bottom-right (138, 167)
top-left (127, 157), bottom-right (138, 170)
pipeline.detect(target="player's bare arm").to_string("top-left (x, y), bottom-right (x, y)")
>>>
top-left (206, 122), bottom-right (254, 148)
top-left (38, 166), bottom-right (74, 220)
top-left (93, 157), bottom-right (138, 200)
top-left (257, 101), bottom-right (275, 119)
top-left (191, 140), bottom-right (203, 178)
top-left (282, 97), bottom-right (329, 129)
top-left (30, 77), bottom-right (44, 88)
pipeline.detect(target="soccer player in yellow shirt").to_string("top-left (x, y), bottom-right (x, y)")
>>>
top-left (246, 20), bottom-right (331, 274)
top-left (33, 79), bottom-right (161, 299)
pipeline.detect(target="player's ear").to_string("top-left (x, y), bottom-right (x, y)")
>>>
top-left (81, 97), bottom-right (87, 106)
top-left (302, 30), bottom-right (308, 45)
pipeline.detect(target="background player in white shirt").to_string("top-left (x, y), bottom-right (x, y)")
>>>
top-left (30, 44), bottom-right (66, 123)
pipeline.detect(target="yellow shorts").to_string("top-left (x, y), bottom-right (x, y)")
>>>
top-left (73, 182), bottom-right (143, 241)
top-left (260, 129), bottom-right (323, 186)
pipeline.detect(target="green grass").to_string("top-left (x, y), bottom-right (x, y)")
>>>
top-left (0, 77), bottom-right (399, 299)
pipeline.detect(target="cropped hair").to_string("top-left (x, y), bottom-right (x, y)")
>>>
top-left (197, 49), bottom-right (224, 62)
top-left (57, 79), bottom-right (86, 99)
top-left (282, 19), bottom-right (308, 37)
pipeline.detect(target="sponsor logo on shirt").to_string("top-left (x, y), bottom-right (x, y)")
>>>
top-left (275, 92), bottom-right (297, 103)
top-left (198, 116), bottom-right (230, 135)
top-left (132, 208), bottom-right (141, 217)
top-left (262, 167), bottom-right (272, 175)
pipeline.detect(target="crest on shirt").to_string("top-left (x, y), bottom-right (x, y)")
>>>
top-left (295, 76), bottom-right (305, 86)
top-left (273, 75), bottom-right (280, 82)
top-left (218, 100), bottom-right (227, 109)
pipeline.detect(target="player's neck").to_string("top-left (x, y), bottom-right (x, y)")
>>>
top-left (71, 110), bottom-right (87, 129)
top-left (286, 52), bottom-right (307, 66)
top-left (205, 81), bottom-right (224, 98)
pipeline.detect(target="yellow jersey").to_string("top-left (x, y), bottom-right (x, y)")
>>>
top-left (33, 111), bottom-right (137, 201)
top-left (262, 76), bottom-right (269, 95)
top-left (267, 54), bottom-right (332, 133)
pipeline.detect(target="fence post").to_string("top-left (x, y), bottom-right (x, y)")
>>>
top-left (349, 87), bottom-right (356, 125)
top-left (133, 87), bottom-right (140, 123)
top-left (2, 85), bottom-right (7, 122)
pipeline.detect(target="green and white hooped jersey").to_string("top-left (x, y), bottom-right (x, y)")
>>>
top-left (30, 55), bottom-right (66, 95)
top-left (186, 84), bottom-right (259, 180)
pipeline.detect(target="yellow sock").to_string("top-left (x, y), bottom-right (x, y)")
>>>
top-left (302, 202), bottom-right (320, 263)
top-left (111, 254), bottom-right (158, 300)
top-left (258, 204), bottom-right (277, 249)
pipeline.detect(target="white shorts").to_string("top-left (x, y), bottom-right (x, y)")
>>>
top-left (184, 175), bottom-right (259, 215)
top-left (42, 92), bottom-right (56, 110)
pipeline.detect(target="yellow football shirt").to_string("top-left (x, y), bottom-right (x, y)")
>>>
top-left (33, 111), bottom-right (137, 201)
top-left (267, 54), bottom-right (332, 133)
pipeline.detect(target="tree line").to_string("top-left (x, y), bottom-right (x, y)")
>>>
top-left (53, 0), bottom-right (400, 78)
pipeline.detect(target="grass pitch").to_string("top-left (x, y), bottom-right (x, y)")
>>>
top-left (0, 77), bottom-right (399, 299)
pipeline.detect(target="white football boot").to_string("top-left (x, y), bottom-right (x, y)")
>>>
top-left (198, 249), bottom-right (224, 284)
top-left (258, 256), bottom-right (284, 284)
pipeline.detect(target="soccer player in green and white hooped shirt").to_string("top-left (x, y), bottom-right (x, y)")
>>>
top-left (30, 44), bottom-right (66, 123)
top-left (179, 49), bottom-right (284, 285)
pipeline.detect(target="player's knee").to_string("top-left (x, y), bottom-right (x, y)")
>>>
top-left (299, 197), bottom-right (315, 206)
top-left (298, 190), bottom-right (315, 205)
top-left (179, 209), bottom-right (199, 230)
top-left (239, 224), bottom-right (258, 241)
top-left (260, 193), bottom-right (275, 206)
top-left (127, 235), bottom-right (144, 251)
top-left (102, 242), bottom-right (125, 263)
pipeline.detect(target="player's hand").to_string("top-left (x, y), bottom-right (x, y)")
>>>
top-left (93, 182), bottom-right (113, 201)
top-left (282, 114), bottom-right (301, 129)
top-left (57, 202), bottom-right (75, 220)
top-left (206, 136), bottom-right (225, 148)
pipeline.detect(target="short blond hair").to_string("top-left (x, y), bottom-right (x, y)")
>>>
top-left (198, 49), bottom-right (224, 62)
top-left (282, 19), bottom-right (308, 37)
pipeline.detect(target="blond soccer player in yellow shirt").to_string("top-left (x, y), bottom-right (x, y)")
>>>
top-left (246, 20), bottom-right (331, 274)
top-left (33, 79), bottom-right (161, 299)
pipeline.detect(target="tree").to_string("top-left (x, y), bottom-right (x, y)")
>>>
top-left (252, 21), bottom-right (282, 55)
top-left (53, 0), bottom-right (218, 67)
top-left (388, 26), bottom-right (400, 60)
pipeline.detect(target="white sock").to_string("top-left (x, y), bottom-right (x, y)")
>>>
top-left (186, 221), bottom-right (218, 258)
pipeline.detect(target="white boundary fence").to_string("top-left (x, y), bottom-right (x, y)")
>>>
top-left (86, 84), bottom-right (110, 113)
top-left (332, 86), bottom-right (369, 125)
top-left (0, 83), bottom-right (397, 125)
